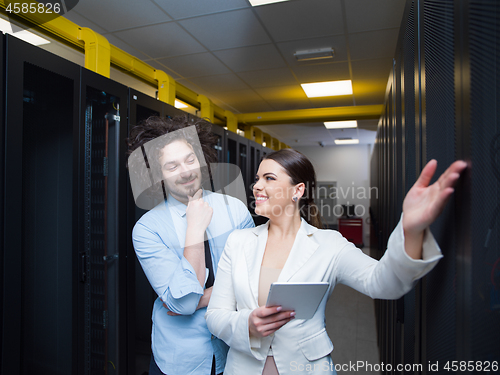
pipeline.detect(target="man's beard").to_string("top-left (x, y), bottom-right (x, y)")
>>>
top-left (184, 184), bottom-right (198, 197)
top-left (168, 173), bottom-right (201, 201)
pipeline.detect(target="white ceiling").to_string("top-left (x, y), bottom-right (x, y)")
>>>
top-left (59, 0), bottom-right (405, 146)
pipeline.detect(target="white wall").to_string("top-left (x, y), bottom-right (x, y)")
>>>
top-left (294, 144), bottom-right (375, 247)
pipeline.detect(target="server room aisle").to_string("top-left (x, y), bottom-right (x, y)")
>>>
top-left (327, 248), bottom-right (380, 375)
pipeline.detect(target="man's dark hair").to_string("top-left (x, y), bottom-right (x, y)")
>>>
top-left (127, 115), bottom-right (218, 199)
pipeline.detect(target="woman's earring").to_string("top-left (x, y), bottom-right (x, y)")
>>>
top-left (292, 196), bottom-right (298, 202)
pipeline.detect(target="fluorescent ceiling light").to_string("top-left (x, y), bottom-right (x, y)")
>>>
top-left (335, 138), bottom-right (359, 145)
top-left (0, 18), bottom-right (50, 46)
top-left (324, 120), bottom-right (358, 129)
top-left (301, 80), bottom-right (353, 98)
top-left (249, 0), bottom-right (290, 6)
top-left (174, 100), bottom-right (188, 109)
top-left (295, 48), bottom-right (334, 62)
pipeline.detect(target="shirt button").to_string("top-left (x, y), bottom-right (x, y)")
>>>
top-left (211, 335), bottom-right (215, 339)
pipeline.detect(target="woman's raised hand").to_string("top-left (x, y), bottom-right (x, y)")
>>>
top-left (402, 159), bottom-right (467, 258)
top-left (248, 306), bottom-right (295, 338)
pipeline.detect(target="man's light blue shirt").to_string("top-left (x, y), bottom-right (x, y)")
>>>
top-left (132, 190), bottom-right (254, 375)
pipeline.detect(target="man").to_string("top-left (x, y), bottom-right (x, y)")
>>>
top-left (128, 115), bottom-right (254, 375)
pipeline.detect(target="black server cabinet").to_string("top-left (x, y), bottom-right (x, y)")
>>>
top-left (2, 35), bottom-right (81, 374)
top-left (262, 146), bottom-right (274, 158)
top-left (400, 2), bottom-right (419, 369)
top-left (0, 32), bottom-right (5, 371)
top-left (211, 122), bottom-right (225, 163)
top-left (463, 0), bottom-right (500, 364)
top-left (372, 0), bottom-right (500, 371)
top-left (248, 140), bottom-right (262, 185)
top-left (248, 140), bottom-right (265, 224)
top-left (79, 69), bottom-right (129, 374)
top-left (421, 0), bottom-right (458, 369)
top-left (225, 131), bottom-right (249, 207)
top-left (163, 100), bottom-right (185, 120)
top-left (126, 88), bottom-right (165, 375)
top-left (225, 130), bottom-right (238, 166)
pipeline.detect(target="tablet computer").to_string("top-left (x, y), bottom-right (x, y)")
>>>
top-left (266, 282), bottom-right (329, 319)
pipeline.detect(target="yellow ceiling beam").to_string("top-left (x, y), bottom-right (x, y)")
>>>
top-left (77, 27), bottom-right (110, 77)
top-left (236, 105), bottom-right (383, 125)
top-left (0, 6), bottom-right (361, 145)
top-left (225, 111), bottom-right (238, 133)
top-left (244, 125), bottom-right (254, 140)
top-left (271, 137), bottom-right (280, 151)
top-left (254, 129), bottom-right (263, 145)
top-left (198, 95), bottom-right (214, 123)
top-left (262, 133), bottom-right (271, 148)
top-left (154, 70), bottom-right (176, 106)
top-left (0, 6), bottom-right (230, 116)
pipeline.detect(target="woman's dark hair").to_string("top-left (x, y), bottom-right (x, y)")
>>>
top-left (126, 115), bottom-right (217, 198)
top-left (264, 149), bottom-right (324, 229)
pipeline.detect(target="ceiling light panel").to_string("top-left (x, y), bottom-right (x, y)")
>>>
top-left (174, 100), bottom-right (188, 109)
top-left (294, 47), bottom-right (334, 61)
top-left (0, 18), bottom-right (50, 46)
top-left (324, 120), bottom-right (358, 129)
top-left (301, 80), bottom-right (353, 98)
top-left (249, 0), bottom-right (290, 6)
top-left (335, 138), bottom-right (359, 145)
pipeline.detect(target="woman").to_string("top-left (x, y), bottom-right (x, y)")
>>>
top-left (205, 149), bottom-right (466, 375)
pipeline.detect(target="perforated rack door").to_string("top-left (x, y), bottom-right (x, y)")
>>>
top-left (422, 0), bottom-right (458, 368)
top-left (468, 0), bottom-right (500, 364)
top-left (80, 71), bottom-right (129, 375)
top-left (402, 2), bottom-right (418, 368)
top-left (83, 100), bottom-right (109, 373)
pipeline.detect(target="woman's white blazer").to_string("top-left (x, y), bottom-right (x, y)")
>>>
top-left (205, 217), bottom-right (442, 375)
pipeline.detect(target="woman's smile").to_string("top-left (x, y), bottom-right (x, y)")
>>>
top-left (255, 194), bottom-right (269, 205)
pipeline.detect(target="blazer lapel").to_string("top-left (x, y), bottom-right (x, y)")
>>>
top-left (278, 218), bottom-right (319, 282)
top-left (244, 221), bottom-right (270, 306)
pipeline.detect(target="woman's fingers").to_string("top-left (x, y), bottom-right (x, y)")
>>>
top-left (438, 161), bottom-right (467, 190)
top-left (415, 159), bottom-right (438, 188)
top-left (261, 310), bottom-right (296, 325)
top-left (403, 160), bottom-right (467, 234)
top-left (254, 306), bottom-right (295, 325)
top-left (249, 307), bottom-right (295, 338)
top-left (254, 315), bottom-right (295, 337)
top-left (254, 306), bottom-right (283, 318)
top-left (260, 317), bottom-right (295, 337)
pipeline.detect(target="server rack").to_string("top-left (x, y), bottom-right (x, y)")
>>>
top-left (126, 89), bottom-right (164, 375)
top-left (463, 0), bottom-right (500, 365)
top-left (262, 146), bottom-right (274, 158)
top-left (225, 130), bottom-right (249, 207)
top-left (247, 139), bottom-right (262, 222)
top-left (210, 121), bottom-right (226, 163)
top-left (79, 68), bottom-right (130, 374)
top-left (372, 0), bottom-right (500, 372)
top-left (0, 32), bottom-right (5, 372)
top-left (2, 34), bottom-right (81, 374)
